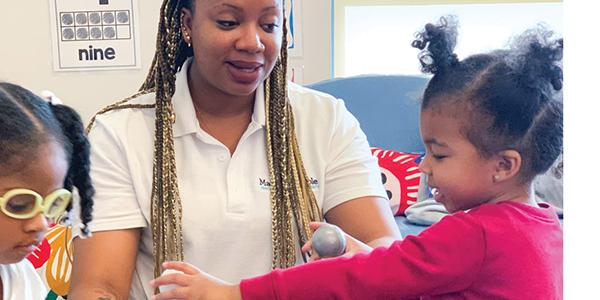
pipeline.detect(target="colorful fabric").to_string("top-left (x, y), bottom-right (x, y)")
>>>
top-left (371, 148), bottom-right (424, 215)
top-left (26, 224), bottom-right (72, 300)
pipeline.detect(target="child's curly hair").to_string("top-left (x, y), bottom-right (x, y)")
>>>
top-left (412, 16), bottom-right (563, 182)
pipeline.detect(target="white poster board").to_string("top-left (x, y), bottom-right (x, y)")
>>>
top-left (49, 0), bottom-right (141, 71)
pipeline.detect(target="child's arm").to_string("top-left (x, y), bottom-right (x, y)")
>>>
top-left (242, 213), bottom-right (486, 299)
top-left (150, 213), bottom-right (485, 300)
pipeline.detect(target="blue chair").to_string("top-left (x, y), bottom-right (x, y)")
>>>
top-left (307, 74), bottom-right (428, 152)
top-left (307, 75), bottom-right (431, 236)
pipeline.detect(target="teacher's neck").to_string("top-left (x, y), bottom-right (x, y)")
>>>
top-left (187, 69), bottom-right (255, 118)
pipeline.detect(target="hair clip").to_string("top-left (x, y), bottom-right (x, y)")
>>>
top-left (39, 90), bottom-right (63, 106)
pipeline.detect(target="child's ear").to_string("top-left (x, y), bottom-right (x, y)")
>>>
top-left (492, 150), bottom-right (522, 183)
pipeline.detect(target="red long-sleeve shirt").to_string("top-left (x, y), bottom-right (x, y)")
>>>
top-left (241, 202), bottom-right (562, 299)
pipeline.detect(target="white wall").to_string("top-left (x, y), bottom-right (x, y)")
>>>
top-left (0, 0), bottom-right (332, 122)
top-left (289, 0), bottom-right (332, 85)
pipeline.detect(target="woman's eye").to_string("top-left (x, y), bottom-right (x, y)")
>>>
top-left (216, 20), bottom-right (238, 29)
top-left (262, 23), bottom-right (279, 33)
top-left (433, 155), bottom-right (447, 160)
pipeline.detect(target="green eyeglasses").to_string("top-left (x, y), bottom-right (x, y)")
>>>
top-left (0, 188), bottom-right (71, 220)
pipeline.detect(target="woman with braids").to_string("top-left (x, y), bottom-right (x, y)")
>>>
top-left (69, 0), bottom-right (400, 298)
top-left (0, 83), bottom-right (94, 299)
top-left (149, 16), bottom-right (564, 300)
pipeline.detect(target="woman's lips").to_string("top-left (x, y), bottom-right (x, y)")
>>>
top-left (226, 61), bottom-right (264, 84)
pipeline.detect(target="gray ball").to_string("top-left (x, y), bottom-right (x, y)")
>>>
top-left (311, 224), bottom-right (346, 258)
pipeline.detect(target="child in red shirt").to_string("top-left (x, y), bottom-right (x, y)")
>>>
top-left (150, 16), bottom-right (563, 300)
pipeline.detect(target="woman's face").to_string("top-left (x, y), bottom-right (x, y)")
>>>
top-left (182, 0), bottom-right (284, 97)
top-left (0, 141), bottom-right (67, 264)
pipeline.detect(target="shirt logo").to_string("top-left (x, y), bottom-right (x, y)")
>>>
top-left (259, 177), bottom-right (319, 190)
top-left (309, 177), bottom-right (320, 190)
top-left (259, 178), bottom-right (272, 190)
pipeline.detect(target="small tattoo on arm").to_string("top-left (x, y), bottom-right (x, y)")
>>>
top-left (93, 289), bottom-right (116, 300)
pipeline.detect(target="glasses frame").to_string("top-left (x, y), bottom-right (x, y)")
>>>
top-left (0, 188), bottom-right (72, 220)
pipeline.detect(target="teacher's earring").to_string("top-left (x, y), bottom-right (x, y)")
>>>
top-left (493, 174), bottom-right (500, 182)
top-left (182, 30), bottom-right (192, 48)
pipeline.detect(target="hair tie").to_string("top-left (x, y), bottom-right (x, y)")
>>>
top-left (39, 90), bottom-right (63, 106)
top-left (78, 223), bottom-right (93, 239)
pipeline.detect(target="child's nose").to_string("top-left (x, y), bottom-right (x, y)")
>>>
top-left (23, 213), bottom-right (49, 235)
top-left (419, 156), bottom-right (432, 175)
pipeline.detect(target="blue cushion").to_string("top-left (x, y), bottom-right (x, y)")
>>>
top-left (307, 75), bottom-right (428, 152)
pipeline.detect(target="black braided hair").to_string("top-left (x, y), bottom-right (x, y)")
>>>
top-left (0, 82), bottom-right (94, 233)
top-left (412, 16), bottom-right (563, 182)
top-left (49, 104), bottom-right (94, 236)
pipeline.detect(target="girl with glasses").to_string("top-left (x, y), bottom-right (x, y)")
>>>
top-left (0, 82), bottom-right (94, 299)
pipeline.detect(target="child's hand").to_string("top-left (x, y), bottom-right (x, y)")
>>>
top-left (149, 261), bottom-right (241, 300)
top-left (301, 222), bottom-right (373, 262)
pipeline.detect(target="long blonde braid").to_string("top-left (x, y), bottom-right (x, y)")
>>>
top-left (265, 13), bottom-right (322, 267)
top-left (143, 0), bottom-right (187, 282)
top-left (88, 0), bottom-right (190, 281)
top-left (87, 0), bottom-right (322, 282)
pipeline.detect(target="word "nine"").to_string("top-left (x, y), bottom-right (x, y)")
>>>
top-left (78, 46), bottom-right (116, 61)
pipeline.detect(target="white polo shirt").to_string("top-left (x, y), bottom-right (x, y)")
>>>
top-left (76, 58), bottom-right (386, 299)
